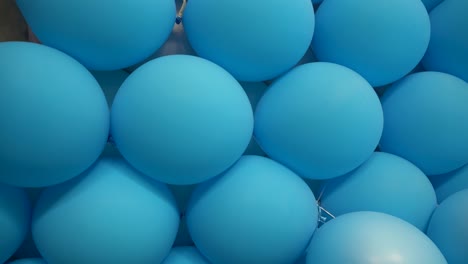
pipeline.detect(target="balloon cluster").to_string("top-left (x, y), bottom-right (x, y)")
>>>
top-left (1, 0), bottom-right (467, 263)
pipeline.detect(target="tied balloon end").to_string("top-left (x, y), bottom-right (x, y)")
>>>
top-left (318, 206), bottom-right (335, 226)
top-left (176, 0), bottom-right (187, 24)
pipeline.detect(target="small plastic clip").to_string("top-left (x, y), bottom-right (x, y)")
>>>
top-left (176, 16), bottom-right (183, 24)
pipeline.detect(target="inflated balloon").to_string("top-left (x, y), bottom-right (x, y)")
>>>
top-left (111, 55), bottom-right (253, 185)
top-left (187, 156), bottom-right (318, 264)
top-left (380, 72), bottom-right (468, 175)
top-left (312, 0), bottom-right (430, 86)
top-left (8, 259), bottom-right (47, 264)
top-left (0, 42), bottom-right (109, 187)
top-left (320, 152), bottom-right (437, 230)
top-left (162, 247), bottom-right (209, 264)
top-left (421, 0), bottom-right (444, 11)
top-left (0, 183), bottom-right (30, 264)
top-left (32, 157), bottom-right (180, 264)
top-left (255, 62), bottom-right (383, 180)
top-left (427, 189), bottom-right (468, 264)
top-left (306, 212), bottom-right (447, 264)
top-left (184, 0), bottom-right (315, 81)
top-left (16, 0), bottom-right (175, 70)
top-left (422, 0), bottom-right (468, 82)
top-left (430, 164), bottom-right (468, 203)
top-left (91, 70), bottom-right (129, 108)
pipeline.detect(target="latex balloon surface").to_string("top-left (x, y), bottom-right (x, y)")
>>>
top-left (162, 247), bottom-right (209, 264)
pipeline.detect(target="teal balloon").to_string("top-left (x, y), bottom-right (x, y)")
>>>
top-left (162, 247), bottom-right (209, 264)
top-left (111, 55), bottom-right (253, 185)
top-left (184, 0), bottom-right (315, 81)
top-left (187, 156), bottom-right (317, 264)
top-left (427, 189), bottom-right (468, 263)
top-left (0, 183), bottom-right (30, 264)
top-left (16, 0), bottom-right (175, 70)
top-left (320, 152), bottom-right (437, 230)
top-left (8, 259), bottom-right (47, 264)
top-left (312, 0), bottom-right (430, 86)
top-left (380, 72), bottom-right (468, 175)
top-left (422, 0), bottom-right (468, 82)
top-left (306, 212), bottom-right (447, 264)
top-left (0, 42), bottom-right (109, 187)
top-left (32, 157), bottom-right (180, 264)
top-left (91, 70), bottom-right (129, 108)
top-left (430, 164), bottom-right (468, 203)
top-left (255, 62), bottom-right (383, 180)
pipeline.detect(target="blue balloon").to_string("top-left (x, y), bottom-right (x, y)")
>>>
top-left (427, 189), bottom-right (468, 264)
top-left (16, 0), bottom-right (175, 70)
top-left (422, 0), bottom-right (468, 82)
top-left (32, 157), bottom-right (180, 264)
top-left (91, 70), bottom-right (129, 108)
top-left (187, 155), bottom-right (318, 264)
top-left (162, 247), bottom-right (209, 264)
top-left (421, 0), bottom-right (444, 11)
top-left (430, 164), bottom-right (468, 203)
top-left (0, 42), bottom-right (109, 187)
top-left (255, 62), bottom-right (383, 180)
top-left (111, 55), bottom-right (253, 185)
top-left (320, 152), bottom-right (437, 230)
top-left (7, 259), bottom-right (47, 264)
top-left (306, 212), bottom-right (447, 264)
top-left (380, 72), bottom-right (468, 175)
top-left (0, 183), bottom-right (30, 264)
top-left (312, 0), bottom-right (430, 86)
top-left (184, 0), bottom-right (315, 81)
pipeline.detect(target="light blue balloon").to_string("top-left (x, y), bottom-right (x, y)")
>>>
top-left (306, 212), bottom-right (447, 264)
top-left (421, 0), bottom-right (444, 11)
top-left (312, 0), bottom-right (430, 86)
top-left (255, 62), bottom-right (383, 180)
top-left (111, 55), bottom-right (253, 185)
top-left (0, 183), bottom-right (30, 264)
top-left (184, 0), bottom-right (315, 81)
top-left (320, 152), bottom-right (437, 230)
top-left (8, 258), bottom-right (47, 264)
top-left (422, 0), bottom-right (468, 82)
top-left (32, 157), bottom-right (180, 264)
top-left (16, 0), bottom-right (175, 70)
top-left (0, 42), bottom-right (109, 187)
top-left (380, 72), bottom-right (468, 175)
top-left (430, 164), bottom-right (468, 203)
top-left (91, 70), bottom-right (129, 108)
top-left (427, 189), bottom-right (468, 264)
top-left (162, 247), bottom-right (209, 264)
top-left (187, 155), bottom-right (318, 264)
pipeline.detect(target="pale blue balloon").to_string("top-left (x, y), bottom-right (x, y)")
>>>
top-left (307, 212), bottom-right (447, 264)
top-left (111, 55), bottom-right (253, 185)
top-left (8, 258), bottom-right (47, 264)
top-left (187, 156), bottom-right (317, 264)
top-left (0, 183), bottom-right (30, 264)
top-left (184, 0), bottom-right (315, 81)
top-left (320, 152), bottom-right (437, 230)
top-left (427, 189), bottom-right (468, 264)
top-left (312, 0), bottom-right (430, 86)
top-left (16, 0), bottom-right (175, 70)
top-left (422, 0), bottom-right (468, 82)
top-left (32, 157), bottom-right (180, 264)
top-left (380, 72), bottom-right (468, 175)
top-left (162, 247), bottom-right (209, 264)
top-left (0, 42), bottom-right (109, 187)
top-left (430, 164), bottom-right (468, 203)
top-left (91, 70), bottom-right (129, 108)
top-left (255, 62), bottom-right (383, 180)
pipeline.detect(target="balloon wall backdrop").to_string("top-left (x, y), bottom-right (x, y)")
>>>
top-left (0, 0), bottom-right (466, 263)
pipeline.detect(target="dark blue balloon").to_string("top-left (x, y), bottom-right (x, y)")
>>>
top-left (430, 164), bottom-right (468, 203)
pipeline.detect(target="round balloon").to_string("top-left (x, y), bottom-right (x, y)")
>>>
top-left (111, 55), bottom-right (253, 185)
top-left (0, 183), bottom-right (30, 264)
top-left (162, 247), bottom-right (209, 264)
top-left (380, 71), bottom-right (468, 175)
top-left (184, 0), bottom-right (315, 81)
top-left (320, 152), bottom-right (437, 230)
top-left (8, 259), bottom-right (47, 264)
top-left (16, 0), bottom-right (175, 70)
top-left (0, 42), bottom-right (109, 187)
top-left (427, 189), bottom-right (468, 264)
top-left (306, 212), bottom-right (447, 264)
top-left (187, 155), bottom-right (318, 264)
top-left (430, 164), bottom-right (468, 203)
top-left (32, 157), bottom-right (180, 264)
top-left (91, 70), bottom-right (129, 108)
top-left (255, 62), bottom-right (383, 180)
top-left (422, 0), bottom-right (468, 82)
top-left (312, 0), bottom-right (430, 86)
